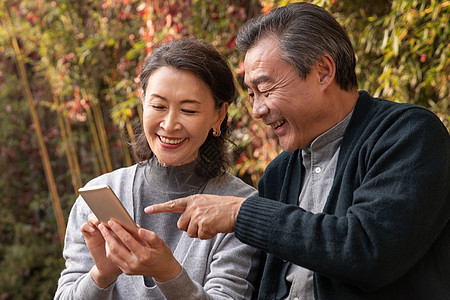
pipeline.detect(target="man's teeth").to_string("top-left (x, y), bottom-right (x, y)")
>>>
top-left (160, 136), bottom-right (185, 144)
top-left (272, 120), bottom-right (285, 129)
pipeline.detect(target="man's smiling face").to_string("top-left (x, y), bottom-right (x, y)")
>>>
top-left (244, 36), bottom-right (330, 151)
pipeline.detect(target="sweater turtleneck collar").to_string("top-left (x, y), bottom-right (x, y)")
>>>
top-left (143, 157), bottom-right (207, 194)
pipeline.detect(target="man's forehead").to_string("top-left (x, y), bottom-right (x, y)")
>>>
top-left (243, 38), bottom-right (281, 87)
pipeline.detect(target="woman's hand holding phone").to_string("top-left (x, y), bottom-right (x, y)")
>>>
top-left (78, 184), bottom-right (182, 285)
top-left (80, 213), bottom-right (122, 288)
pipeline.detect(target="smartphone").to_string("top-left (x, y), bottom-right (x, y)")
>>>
top-left (78, 184), bottom-right (138, 235)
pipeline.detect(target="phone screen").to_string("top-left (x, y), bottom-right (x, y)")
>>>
top-left (78, 185), bottom-right (138, 235)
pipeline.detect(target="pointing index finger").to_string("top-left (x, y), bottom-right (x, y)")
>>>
top-left (145, 198), bottom-right (188, 214)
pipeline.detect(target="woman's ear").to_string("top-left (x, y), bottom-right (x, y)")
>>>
top-left (214, 102), bottom-right (229, 128)
top-left (316, 54), bottom-right (336, 89)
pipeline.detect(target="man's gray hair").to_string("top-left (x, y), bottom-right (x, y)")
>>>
top-left (236, 2), bottom-right (358, 91)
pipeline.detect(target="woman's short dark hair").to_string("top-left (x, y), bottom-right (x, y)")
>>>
top-left (236, 2), bottom-right (357, 91)
top-left (135, 38), bottom-right (236, 179)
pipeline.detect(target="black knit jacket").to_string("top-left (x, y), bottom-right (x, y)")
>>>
top-left (236, 91), bottom-right (450, 300)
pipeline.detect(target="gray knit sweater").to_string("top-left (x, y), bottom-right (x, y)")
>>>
top-left (55, 159), bottom-right (260, 299)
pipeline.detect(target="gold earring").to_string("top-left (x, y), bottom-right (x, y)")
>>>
top-left (212, 129), bottom-right (221, 137)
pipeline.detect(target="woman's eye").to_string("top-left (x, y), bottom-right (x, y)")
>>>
top-left (152, 105), bottom-right (165, 110)
top-left (182, 109), bottom-right (197, 114)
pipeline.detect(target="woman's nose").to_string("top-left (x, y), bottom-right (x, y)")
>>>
top-left (160, 110), bottom-right (181, 131)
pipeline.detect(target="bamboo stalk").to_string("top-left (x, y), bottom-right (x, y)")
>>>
top-left (57, 108), bottom-right (77, 192)
top-left (106, 78), bottom-right (136, 165)
top-left (55, 98), bottom-right (82, 193)
top-left (125, 120), bottom-right (139, 163)
top-left (63, 116), bottom-right (83, 189)
top-left (5, 7), bottom-right (66, 244)
top-left (86, 106), bottom-right (107, 174)
top-left (121, 139), bottom-right (133, 166)
top-left (91, 142), bottom-right (102, 176)
top-left (83, 86), bottom-right (113, 173)
top-left (91, 99), bottom-right (113, 172)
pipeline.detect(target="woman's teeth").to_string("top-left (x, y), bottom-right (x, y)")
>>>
top-left (272, 120), bottom-right (285, 129)
top-left (160, 136), bottom-right (185, 144)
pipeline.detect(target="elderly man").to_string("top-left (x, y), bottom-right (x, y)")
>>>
top-left (147, 3), bottom-right (450, 299)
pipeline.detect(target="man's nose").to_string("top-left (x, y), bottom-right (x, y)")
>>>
top-left (251, 96), bottom-right (269, 119)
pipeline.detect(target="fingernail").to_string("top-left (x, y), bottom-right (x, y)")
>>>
top-left (108, 220), bottom-right (116, 228)
top-left (98, 223), bottom-right (105, 233)
top-left (144, 207), bottom-right (152, 213)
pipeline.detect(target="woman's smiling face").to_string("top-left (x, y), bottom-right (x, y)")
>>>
top-left (142, 66), bottom-right (227, 166)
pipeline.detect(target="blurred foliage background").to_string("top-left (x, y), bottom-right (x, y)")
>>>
top-left (0, 0), bottom-right (448, 298)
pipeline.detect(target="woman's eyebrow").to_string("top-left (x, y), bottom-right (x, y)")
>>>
top-left (180, 99), bottom-right (202, 105)
top-left (149, 93), bottom-right (167, 101)
top-left (149, 95), bottom-right (202, 105)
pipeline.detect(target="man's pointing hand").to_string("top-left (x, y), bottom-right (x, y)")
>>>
top-left (145, 195), bottom-right (246, 239)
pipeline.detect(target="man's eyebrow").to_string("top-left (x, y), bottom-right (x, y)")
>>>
top-left (244, 75), bottom-right (271, 88)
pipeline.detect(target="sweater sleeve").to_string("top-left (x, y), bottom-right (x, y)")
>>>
top-left (235, 106), bottom-right (450, 291)
top-left (155, 268), bottom-right (207, 300)
top-left (54, 197), bottom-right (116, 300)
top-left (54, 166), bottom-right (137, 299)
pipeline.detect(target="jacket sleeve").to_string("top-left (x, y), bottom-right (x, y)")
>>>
top-left (235, 107), bottom-right (450, 291)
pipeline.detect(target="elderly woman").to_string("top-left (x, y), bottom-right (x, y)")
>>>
top-left (55, 39), bottom-right (260, 299)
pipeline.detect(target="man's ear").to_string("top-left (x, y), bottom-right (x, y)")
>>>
top-left (316, 54), bottom-right (336, 89)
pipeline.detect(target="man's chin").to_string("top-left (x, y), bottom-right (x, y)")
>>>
top-left (279, 137), bottom-right (308, 152)
top-left (279, 140), bottom-right (296, 152)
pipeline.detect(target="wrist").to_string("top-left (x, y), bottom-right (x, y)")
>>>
top-left (233, 197), bottom-right (246, 224)
top-left (90, 266), bottom-right (118, 288)
top-left (153, 262), bottom-right (182, 283)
